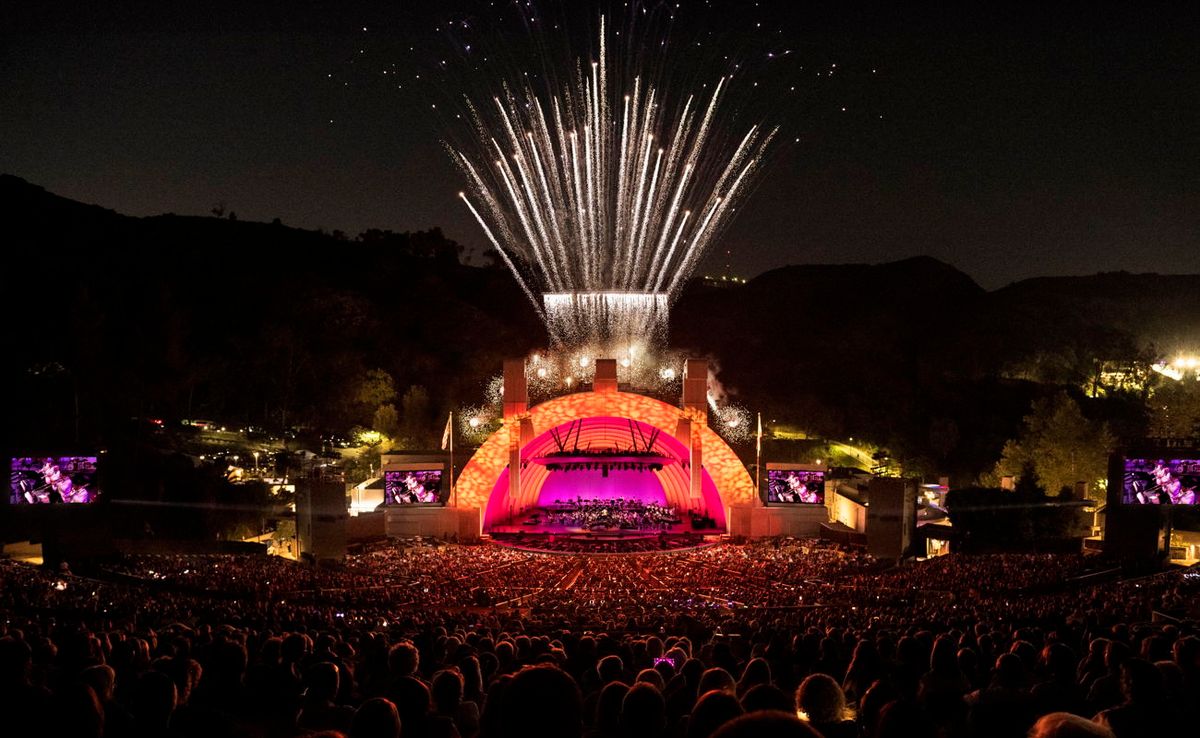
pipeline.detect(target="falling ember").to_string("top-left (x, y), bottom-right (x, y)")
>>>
top-left (453, 15), bottom-right (778, 350)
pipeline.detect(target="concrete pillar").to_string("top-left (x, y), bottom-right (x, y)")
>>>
top-left (594, 358), bottom-right (618, 394)
top-left (681, 359), bottom-right (709, 512)
top-left (502, 359), bottom-right (528, 420)
top-left (502, 359), bottom-right (528, 521)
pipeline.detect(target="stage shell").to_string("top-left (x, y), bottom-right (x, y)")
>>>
top-left (456, 389), bottom-right (757, 532)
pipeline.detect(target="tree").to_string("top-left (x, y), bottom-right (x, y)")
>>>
top-left (1148, 380), bottom-right (1200, 439)
top-left (991, 392), bottom-right (1114, 504)
top-left (356, 369), bottom-right (397, 409)
top-left (400, 385), bottom-right (433, 446)
top-left (373, 403), bottom-right (400, 438)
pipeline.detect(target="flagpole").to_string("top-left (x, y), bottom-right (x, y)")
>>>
top-left (755, 412), bottom-right (763, 506)
top-left (449, 411), bottom-right (456, 507)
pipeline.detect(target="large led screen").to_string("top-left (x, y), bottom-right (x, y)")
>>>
top-left (767, 469), bottom-right (825, 504)
top-left (1121, 458), bottom-right (1199, 505)
top-left (384, 469), bottom-right (443, 504)
top-left (10, 457), bottom-right (99, 504)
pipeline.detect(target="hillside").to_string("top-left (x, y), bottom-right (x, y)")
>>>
top-left (4, 174), bottom-right (1197, 478)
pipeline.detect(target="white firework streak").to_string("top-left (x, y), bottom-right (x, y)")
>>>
top-left (455, 16), bottom-right (776, 337)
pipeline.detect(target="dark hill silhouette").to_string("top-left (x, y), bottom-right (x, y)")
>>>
top-left (4, 174), bottom-right (1197, 479)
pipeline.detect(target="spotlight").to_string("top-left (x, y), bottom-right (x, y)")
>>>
top-left (660, 367), bottom-right (676, 380)
top-left (579, 356), bottom-right (590, 368)
top-left (536, 367), bottom-right (548, 378)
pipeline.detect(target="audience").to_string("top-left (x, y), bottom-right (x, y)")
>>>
top-left (0, 539), bottom-right (1195, 738)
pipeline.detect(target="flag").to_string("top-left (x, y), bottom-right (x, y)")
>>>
top-left (441, 412), bottom-right (453, 450)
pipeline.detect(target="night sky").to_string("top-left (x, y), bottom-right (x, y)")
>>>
top-left (3, 1), bottom-right (1197, 288)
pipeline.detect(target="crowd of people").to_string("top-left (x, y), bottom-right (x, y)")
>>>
top-left (0, 537), bottom-right (1197, 738)
top-left (539, 499), bottom-right (680, 532)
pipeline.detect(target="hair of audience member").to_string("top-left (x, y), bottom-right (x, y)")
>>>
top-left (1028, 712), bottom-right (1115, 738)
top-left (680, 658), bottom-right (705, 687)
top-left (1174, 636), bottom-right (1199, 670)
top-left (0, 636), bottom-right (33, 686)
top-left (306, 662), bottom-right (342, 702)
top-left (387, 641), bottom-right (420, 678)
top-left (1153, 659), bottom-right (1184, 703)
top-left (495, 641), bottom-right (516, 670)
top-left (666, 646), bottom-right (690, 666)
top-left (636, 667), bottom-right (666, 691)
top-left (875, 699), bottom-right (933, 738)
top-left (858, 680), bottom-right (897, 738)
top-left (795, 673), bottom-right (848, 724)
top-left (1103, 640), bottom-right (1131, 672)
top-left (208, 637), bottom-right (247, 682)
top-left (930, 634), bottom-right (960, 673)
top-left (687, 689), bottom-right (744, 738)
top-left (991, 653), bottom-right (1026, 689)
top-left (595, 681), bottom-right (630, 736)
top-left (597, 654), bottom-right (625, 683)
top-left (501, 664), bottom-right (583, 738)
top-left (431, 668), bottom-right (464, 715)
top-left (132, 669), bottom-right (178, 731)
top-left (479, 673), bottom-right (511, 738)
top-left (459, 654), bottom-right (485, 703)
top-left (710, 710), bottom-right (823, 738)
top-left (621, 682), bottom-right (667, 738)
top-left (698, 667), bottom-right (736, 695)
top-left (53, 682), bottom-right (105, 738)
top-left (352, 697), bottom-right (402, 738)
top-left (736, 657), bottom-right (772, 697)
top-left (957, 648), bottom-right (980, 687)
top-left (1119, 658), bottom-right (1162, 705)
top-left (741, 683), bottom-right (793, 715)
top-left (80, 663), bottom-right (117, 702)
top-left (654, 657), bottom-right (677, 684)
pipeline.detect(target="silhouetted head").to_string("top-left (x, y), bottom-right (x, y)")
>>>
top-left (1120, 658), bottom-right (1163, 704)
top-left (352, 697), bottom-right (402, 738)
top-left (741, 683), bottom-right (792, 714)
top-left (687, 689), bottom-right (743, 738)
top-left (388, 641), bottom-right (420, 677)
top-left (711, 710), bottom-right (823, 738)
top-left (621, 682), bottom-right (667, 738)
top-left (796, 673), bottom-right (847, 724)
top-left (595, 681), bottom-right (629, 734)
top-left (305, 661), bottom-right (341, 702)
top-left (1028, 712), bottom-right (1115, 738)
top-left (431, 668), bottom-right (464, 715)
top-left (501, 664), bottom-right (583, 738)
top-left (698, 667), bottom-right (736, 695)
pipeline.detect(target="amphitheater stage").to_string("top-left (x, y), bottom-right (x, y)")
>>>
top-left (488, 524), bottom-right (721, 554)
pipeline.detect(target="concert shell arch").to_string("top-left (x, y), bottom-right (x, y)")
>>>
top-left (456, 378), bottom-right (757, 533)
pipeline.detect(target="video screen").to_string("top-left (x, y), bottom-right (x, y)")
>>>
top-left (767, 469), bottom-right (825, 504)
top-left (10, 457), bottom-right (99, 505)
top-left (1121, 458), bottom-right (1199, 505)
top-left (384, 469), bottom-right (443, 504)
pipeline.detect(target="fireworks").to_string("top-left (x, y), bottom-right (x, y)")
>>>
top-left (454, 15), bottom-right (777, 348)
top-left (713, 402), bottom-right (753, 443)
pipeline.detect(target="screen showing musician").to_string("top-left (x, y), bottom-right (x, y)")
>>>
top-left (384, 469), bottom-right (443, 504)
top-left (1121, 458), bottom-right (1199, 505)
top-left (767, 469), bottom-right (825, 504)
top-left (10, 456), bottom-right (99, 504)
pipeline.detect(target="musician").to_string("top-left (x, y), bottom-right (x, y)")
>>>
top-left (1153, 461), bottom-right (1196, 505)
top-left (1135, 461), bottom-right (1197, 505)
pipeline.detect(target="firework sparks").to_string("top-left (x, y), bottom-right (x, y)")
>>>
top-left (454, 15), bottom-right (778, 347)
